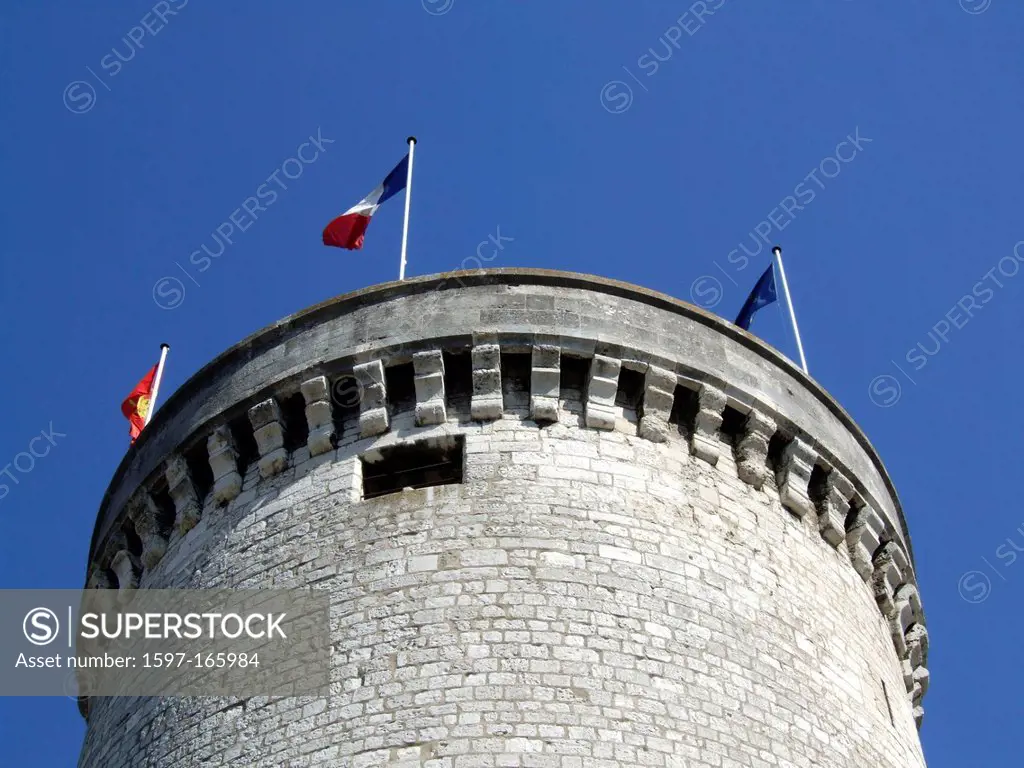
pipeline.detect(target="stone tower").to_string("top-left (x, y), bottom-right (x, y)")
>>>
top-left (79, 269), bottom-right (929, 767)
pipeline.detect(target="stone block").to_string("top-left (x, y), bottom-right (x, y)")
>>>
top-left (638, 365), bottom-right (675, 443)
top-left (413, 351), bottom-right (447, 426)
top-left (584, 354), bottom-right (620, 431)
top-left (353, 360), bottom-right (389, 437)
top-left (165, 454), bottom-right (201, 534)
top-left (472, 343), bottom-right (503, 421)
top-left (690, 383), bottom-right (726, 465)
top-left (249, 399), bottom-right (288, 479)
top-left (110, 549), bottom-right (140, 603)
top-left (736, 409), bottom-right (776, 489)
top-left (126, 491), bottom-right (167, 569)
top-left (777, 437), bottom-right (816, 518)
top-left (530, 345), bottom-right (560, 422)
top-left (817, 469), bottom-right (853, 548)
top-left (301, 376), bottom-right (335, 457)
top-left (207, 426), bottom-right (242, 505)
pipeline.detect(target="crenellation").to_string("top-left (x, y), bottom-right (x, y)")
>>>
top-left (207, 426), bottom-right (242, 505)
top-left (164, 454), bottom-right (201, 535)
top-left (353, 360), bottom-right (389, 437)
top-left (413, 350), bottom-right (447, 426)
top-left (300, 376), bottom-right (336, 456)
top-left (584, 354), bottom-right (621, 431)
top-left (690, 383), bottom-right (726, 466)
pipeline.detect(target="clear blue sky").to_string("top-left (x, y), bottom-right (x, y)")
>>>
top-left (1, 1), bottom-right (1019, 764)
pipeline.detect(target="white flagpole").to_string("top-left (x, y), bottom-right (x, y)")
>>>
top-left (772, 246), bottom-right (809, 375)
top-left (398, 136), bottom-right (417, 281)
top-left (145, 343), bottom-right (171, 426)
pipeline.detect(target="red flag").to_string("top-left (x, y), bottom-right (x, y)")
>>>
top-left (121, 364), bottom-right (158, 442)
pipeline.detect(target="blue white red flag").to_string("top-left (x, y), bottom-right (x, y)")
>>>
top-left (323, 154), bottom-right (409, 250)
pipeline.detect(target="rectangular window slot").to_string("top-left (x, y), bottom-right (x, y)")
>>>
top-left (559, 355), bottom-right (590, 412)
top-left (615, 367), bottom-right (645, 421)
top-left (361, 435), bottom-right (465, 500)
top-left (444, 351), bottom-right (473, 420)
top-left (147, 478), bottom-right (177, 539)
top-left (669, 384), bottom-right (699, 438)
top-left (384, 363), bottom-right (416, 415)
top-left (720, 405), bottom-right (746, 447)
top-left (183, 439), bottom-right (214, 504)
top-left (280, 392), bottom-right (310, 452)
top-left (808, 463), bottom-right (829, 506)
top-left (767, 432), bottom-right (788, 474)
top-left (121, 519), bottom-right (144, 559)
top-left (500, 353), bottom-right (531, 411)
top-left (330, 374), bottom-right (361, 440)
top-left (228, 415), bottom-right (259, 479)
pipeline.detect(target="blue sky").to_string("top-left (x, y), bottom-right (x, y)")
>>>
top-left (1, 1), bottom-right (1020, 764)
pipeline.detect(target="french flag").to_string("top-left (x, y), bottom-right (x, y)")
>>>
top-left (322, 154), bottom-right (409, 250)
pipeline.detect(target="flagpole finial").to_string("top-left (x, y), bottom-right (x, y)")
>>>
top-left (772, 245), bottom-right (782, 255)
top-left (407, 136), bottom-right (417, 145)
top-left (160, 342), bottom-right (170, 350)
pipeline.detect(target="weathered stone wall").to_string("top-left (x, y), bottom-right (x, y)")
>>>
top-left (79, 270), bottom-right (928, 767)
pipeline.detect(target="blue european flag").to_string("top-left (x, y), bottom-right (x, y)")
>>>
top-left (735, 264), bottom-right (778, 330)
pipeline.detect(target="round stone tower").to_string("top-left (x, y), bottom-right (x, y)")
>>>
top-left (79, 269), bottom-right (928, 768)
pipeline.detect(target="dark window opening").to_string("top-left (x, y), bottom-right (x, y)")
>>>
top-left (668, 385), bottom-right (699, 437)
top-left (385, 363), bottom-right (416, 415)
top-left (844, 498), bottom-right (862, 533)
top-left (331, 374), bottom-right (361, 440)
top-left (444, 351), bottom-right (473, 420)
top-left (279, 392), bottom-right (310, 452)
top-left (808, 464), bottom-right (829, 506)
top-left (720, 405), bottom-right (747, 447)
top-left (228, 415), bottom-right (259, 479)
top-left (183, 440), bottom-right (214, 505)
top-left (615, 367), bottom-right (645, 420)
top-left (766, 432), bottom-right (788, 474)
top-left (559, 355), bottom-right (589, 410)
top-left (148, 480), bottom-right (177, 539)
top-left (361, 435), bottom-right (465, 500)
top-left (121, 519), bottom-right (144, 559)
top-left (500, 353), bottom-right (531, 410)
